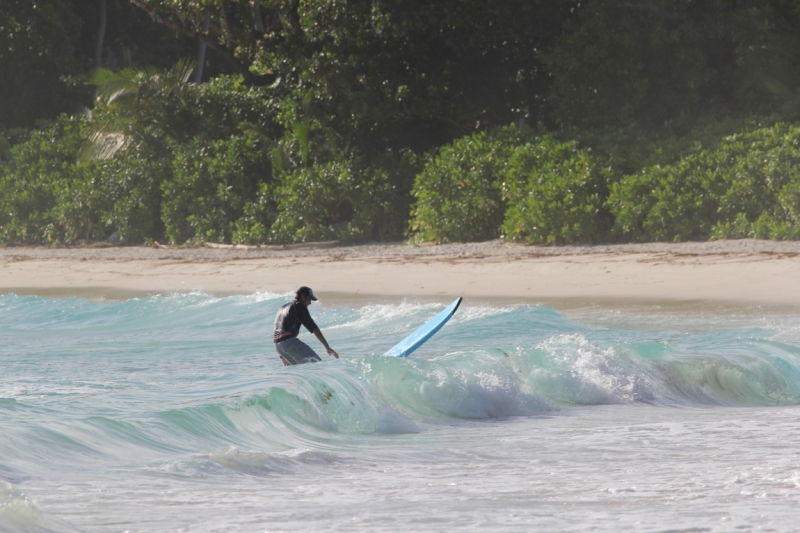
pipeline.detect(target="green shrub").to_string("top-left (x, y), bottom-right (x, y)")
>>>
top-left (269, 158), bottom-right (398, 244)
top-left (610, 123), bottom-right (800, 241)
top-left (162, 135), bottom-right (273, 244)
top-left (575, 118), bottom-right (774, 183)
top-left (81, 68), bottom-right (282, 245)
top-left (500, 137), bottom-right (611, 244)
top-left (0, 115), bottom-right (86, 243)
top-left (765, 180), bottom-right (800, 239)
top-left (47, 162), bottom-right (113, 243)
top-left (0, 114), bottom-right (167, 244)
top-left (183, 75), bottom-right (280, 142)
top-left (267, 94), bottom-right (414, 244)
top-left (409, 126), bottom-right (531, 243)
top-left (97, 150), bottom-right (171, 242)
top-left (231, 182), bottom-right (273, 244)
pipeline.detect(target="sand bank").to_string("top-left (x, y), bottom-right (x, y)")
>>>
top-left (2, 239), bottom-right (800, 306)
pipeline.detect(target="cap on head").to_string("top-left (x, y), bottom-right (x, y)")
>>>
top-left (295, 286), bottom-right (318, 301)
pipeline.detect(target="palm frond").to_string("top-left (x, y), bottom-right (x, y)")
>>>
top-left (80, 123), bottom-right (135, 162)
top-left (89, 65), bottom-right (174, 106)
top-left (81, 60), bottom-right (198, 163)
top-left (172, 58), bottom-right (197, 85)
top-left (89, 69), bottom-right (141, 106)
top-left (87, 68), bottom-right (119, 86)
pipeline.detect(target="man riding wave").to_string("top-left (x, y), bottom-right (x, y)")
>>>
top-left (273, 286), bottom-right (338, 366)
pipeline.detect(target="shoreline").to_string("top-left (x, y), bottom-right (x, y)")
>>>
top-left (2, 239), bottom-right (800, 308)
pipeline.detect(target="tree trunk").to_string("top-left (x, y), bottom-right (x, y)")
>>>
top-left (253, 0), bottom-right (265, 33)
top-left (95, 0), bottom-right (107, 68)
top-left (194, 11), bottom-right (210, 84)
top-left (218, 0), bottom-right (232, 47)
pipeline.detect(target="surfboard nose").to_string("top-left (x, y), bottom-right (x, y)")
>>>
top-left (383, 297), bottom-right (463, 358)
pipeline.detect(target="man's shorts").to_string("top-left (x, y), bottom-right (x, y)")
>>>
top-left (275, 336), bottom-right (322, 365)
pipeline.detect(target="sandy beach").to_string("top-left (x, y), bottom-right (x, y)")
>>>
top-left (1, 239), bottom-right (800, 307)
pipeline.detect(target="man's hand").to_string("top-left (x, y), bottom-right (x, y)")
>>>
top-left (313, 328), bottom-right (339, 359)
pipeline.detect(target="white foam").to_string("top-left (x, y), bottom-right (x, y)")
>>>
top-left (207, 446), bottom-right (345, 476)
top-left (244, 290), bottom-right (293, 304)
top-left (326, 300), bottom-right (444, 331)
top-left (533, 334), bottom-right (654, 405)
top-left (0, 481), bottom-right (76, 533)
top-left (448, 305), bottom-right (514, 324)
top-left (412, 360), bottom-right (551, 419)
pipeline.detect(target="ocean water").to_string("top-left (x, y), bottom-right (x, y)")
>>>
top-left (1, 292), bottom-right (800, 532)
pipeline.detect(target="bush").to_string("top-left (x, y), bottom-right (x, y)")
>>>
top-left (269, 158), bottom-right (399, 243)
top-left (182, 75), bottom-right (280, 142)
top-left (97, 149), bottom-right (172, 242)
top-left (0, 115), bottom-right (88, 243)
top-left (0, 115), bottom-right (176, 245)
top-left (81, 68), bottom-right (283, 244)
top-left (500, 137), bottom-right (611, 244)
top-left (162, 135), bottom-right (273, 244)
top-left (409, 126), bottom-right (531, 243)
top-left (610, 123), bottom-right (800, 241)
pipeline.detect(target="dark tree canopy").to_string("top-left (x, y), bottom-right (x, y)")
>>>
top-left (0, 0), bottom-right (82, 129)
top-left (544, 0), bottom-right (800, 131)
top-left (5, 0), bottom-right (800, 246)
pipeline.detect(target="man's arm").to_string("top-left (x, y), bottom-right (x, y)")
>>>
top-left (312, 328), bottom-right (338, 358)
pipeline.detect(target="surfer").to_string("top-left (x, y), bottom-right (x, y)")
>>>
top-left (273, 286), bottom-right (339, 365)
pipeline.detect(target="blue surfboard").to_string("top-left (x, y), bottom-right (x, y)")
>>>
top-left (383, 297), bottom-right (462, 357)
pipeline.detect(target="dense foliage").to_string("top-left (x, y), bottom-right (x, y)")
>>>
top-left (163, 135), bottom-right (273, 244)
top-left (0, 0), bottom-right (83, 129)
top-left (5, 0), bottom-right (800, 245)
top-left (611, 123), bottom-right (800, 241)
top-left (410, 128), bottom-right (613, 245)
top-left (501, 138), bottom-right (611, 244)
top-left (410, 127), bottom-right (526, 243)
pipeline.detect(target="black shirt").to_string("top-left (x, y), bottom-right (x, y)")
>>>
top-left (273, 300), bottom-right (318, 342)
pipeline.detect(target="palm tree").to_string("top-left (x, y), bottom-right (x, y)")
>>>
top-left (83, 59), bottom-right (196, 160)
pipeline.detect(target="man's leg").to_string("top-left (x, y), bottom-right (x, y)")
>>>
top-left (276, 337), bottom-right (321, 365)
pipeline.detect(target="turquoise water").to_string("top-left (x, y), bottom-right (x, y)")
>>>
top-left (2, 292), bottom-right (800, 531)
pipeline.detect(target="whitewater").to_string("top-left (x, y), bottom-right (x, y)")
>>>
top-left (1, 292), bottom-right (800, 532)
